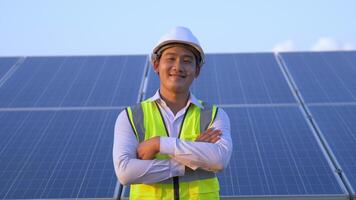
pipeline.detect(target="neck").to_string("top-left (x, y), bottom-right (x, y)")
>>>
top-left (159, 88), bottom-right (189, 115)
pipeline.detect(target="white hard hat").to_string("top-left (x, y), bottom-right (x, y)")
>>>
top-left (151, 26), bottom-right (205, 67)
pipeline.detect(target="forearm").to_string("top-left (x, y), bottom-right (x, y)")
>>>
top-left (114, 154), bottom-right (184, 185)
top-left (160, 108), bottom-right (232, 172)
top-left (160, 137), bottom-right (231, 172)
top-left (113, 110), bottom-right (184, 185)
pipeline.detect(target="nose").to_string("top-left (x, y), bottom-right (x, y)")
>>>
top-left (172, 58), bottom-right (184, 72)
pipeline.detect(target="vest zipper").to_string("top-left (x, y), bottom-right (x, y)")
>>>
top-left (155, 101), bottom-right (192, 200)
top-left (174, 103), bottom-right (191, 200)
top-left (173, 176), bottom-right (179, 200)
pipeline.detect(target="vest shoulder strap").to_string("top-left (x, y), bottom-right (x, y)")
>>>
top-left (126, 103), bottom-right (145, 142)
top-left (200, 101), bottom-right (219, 131)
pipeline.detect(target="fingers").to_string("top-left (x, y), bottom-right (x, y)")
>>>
top-left (136, 137), bottom-right (160, 160)
top-left (196, 128), bottom-right (215, 141)
top-left (196, 128), bottom-right (222, 143)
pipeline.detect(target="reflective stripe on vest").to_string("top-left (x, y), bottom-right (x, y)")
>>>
top-left (125, 100), bottom-right (220, 200)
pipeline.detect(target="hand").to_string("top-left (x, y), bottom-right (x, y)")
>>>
top-left (137, 136), bottom-right (160, 160)
top-left (195, 128), bottom-right (222, 143)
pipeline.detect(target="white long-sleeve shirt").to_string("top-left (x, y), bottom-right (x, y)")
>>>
top-left (113, 91), bottom-right (232, 185)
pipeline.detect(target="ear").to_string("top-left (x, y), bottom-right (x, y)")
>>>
top-left (153, 60), bottom-right (160, 74)
top-left (195, 65), bottom-right (201, 78)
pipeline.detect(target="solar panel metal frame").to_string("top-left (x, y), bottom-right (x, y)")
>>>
top-left (120, 52), bottom-right (350, 199)
top-left (306, 105), bottom-right (356, 197)
top-left (145, 53), bottom-right (297, 105)
top-left (0, 55), bottom-right (149, 200)
top-left (218, 105), bottom-right (347, 198)
top-left (116, 56), bottom-right (150, 200)
top-left (0, 55), bottom-right (147, 108)
top-left (2, 52), bottom-right (355, 199)
top-left (278, 52), bottom-right (356, 198)
top-left (279, 51), bottom-right (356, 104)
top-left (0, 57), bottom-right (24, 89)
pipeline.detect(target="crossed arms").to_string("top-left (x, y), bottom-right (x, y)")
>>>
top-left (113, 108), bottom-right (232, 185)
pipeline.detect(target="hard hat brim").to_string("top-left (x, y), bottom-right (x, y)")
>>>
top-left (151, 40), bottom-right (205, 67)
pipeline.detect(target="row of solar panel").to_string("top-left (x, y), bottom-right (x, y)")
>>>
top-left (0, 51), bottom-right (356, 199)
top-left (1, 52), bottom-right (355, 108)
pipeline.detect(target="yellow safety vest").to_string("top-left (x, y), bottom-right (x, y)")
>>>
top-left (125, 99), bottom-right (220, 200)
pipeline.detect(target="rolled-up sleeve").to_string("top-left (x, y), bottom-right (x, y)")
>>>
top-left (160, 108), bottom-right (232, 172)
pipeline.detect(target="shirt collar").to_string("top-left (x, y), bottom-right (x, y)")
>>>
top-left (148, 90), bottom-right (204, 109)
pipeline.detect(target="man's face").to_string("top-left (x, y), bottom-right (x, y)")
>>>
top-left (153, 46), bottom-right (200, 94)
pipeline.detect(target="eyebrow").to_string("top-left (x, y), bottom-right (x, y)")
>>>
top-left (163, 52), bottom-right (194, 59)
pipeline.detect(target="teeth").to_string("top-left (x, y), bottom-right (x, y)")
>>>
top-left (169, 73), bottom-right (186, 78)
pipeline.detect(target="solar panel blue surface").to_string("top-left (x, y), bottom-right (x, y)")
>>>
top-left (280, 51), bottom-right (356, 104)
top-left (0, 57), bottom-right (19, 80)
top-left (218, 106), bottom-right (346, 196)
top-left (0, 109), bottom-right (119, 199)
top-left (309, 105), bottom-right (356, 196)
top-left (0, 55), bottom-right (146, 108)
top-left (146, 53), bottom-right (296, 104)
top-left (2, 51), bottom-right (355, 199)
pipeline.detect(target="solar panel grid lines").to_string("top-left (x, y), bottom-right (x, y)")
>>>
top-left (209, 54), bottom-right (222, 103)
top-left (299, 102), bottom-right (354, 198)
top-left (42, 110), bottom-right (96, 198)
top-left (0, 57), bottom-right (24, 89)
top-left (319, 53), bottom-right (356, 101)
top-left (0, 57), bottom-right (18, 79)
top-left (280, 51), bottom-right (356, 104)
top-left (308, 105), bottom-right (356, 195)
top-left (2, 51), bottom-right (356, 199)
top-left (280, 50), bottom-right (356, 198)
top-left (27, 57), bottom-right (70, 108)
top-left (0, 111), bottom-right (57, 199)
top-left (274, 53), bottom-right (302, 105)
top-left (0, 106), bottom-right (121, 198)
top-left (218, 106), bottom-right (346, 197)
top-left (0, 57), bottom-right (69, 108)
top-left (0, 55), bottom-right (147, 108)
top-left (222, 107), bottom-right (348, 195)
top-left (135, 56), bottom-right (151, 103)
top-left (295, 103), bottom-right (350, 194)
top-left (0, 55), bottom-right (147, 199)
top-left (275, 51), bottom-right (344, 186)
top-left (0, 106), bottom-right (126, 112)
top-left (146, 53), bottom-right (297, 105)
top-left (119, 52), bottom-right (347, 199)
top-left (116, 56), bottom-right (151, 200)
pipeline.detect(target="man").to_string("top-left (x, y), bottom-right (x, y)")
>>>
top-left (113, 26), bottom-right (232, 200)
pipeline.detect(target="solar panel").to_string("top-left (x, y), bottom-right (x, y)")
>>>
top-left (146, 53), bottom-right (296, 105)
top-left (309, 105), bottom-right (356, 197)
top-left (0, 57), bottom-right (20, 81)
top-left (2, 51), bottom-right (356, 199)
top-left (217, 106), bottom-right (346, 197)
top-left (0, 55), bottom-right (146, 108)
top-left (279, 51), bottom-right (356, 198)
top-left (0, 110), bottom-right (120, 199)
top-left (280, 51), bottom-right (356, 104)
top-left (0, 55), bottom-right (146, 199)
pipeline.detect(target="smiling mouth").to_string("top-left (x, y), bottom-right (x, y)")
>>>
top-left (169, 74), bottom-right (186, 78)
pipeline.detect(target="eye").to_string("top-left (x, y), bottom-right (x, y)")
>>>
top-left (165, 57), bottom-right (175, 61)
top-left (183, 58), bottom-right (193, 64)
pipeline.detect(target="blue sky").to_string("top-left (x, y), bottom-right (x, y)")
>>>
top-left (0, 0), bottom-right (355, 56)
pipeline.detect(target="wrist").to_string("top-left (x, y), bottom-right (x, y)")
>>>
top-left (155, 136), bottom-right (160, 153)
